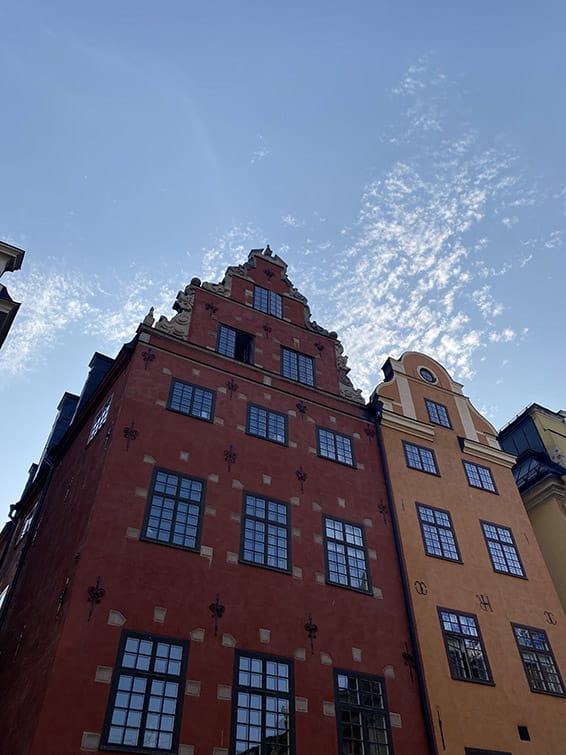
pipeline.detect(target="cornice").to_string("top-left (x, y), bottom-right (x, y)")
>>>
top-left (459, 437), bottom-right (516, 468)
top-left (380, 409), bottom-right (436, 441)
top-left (522, 476), bottom-right (566, 512)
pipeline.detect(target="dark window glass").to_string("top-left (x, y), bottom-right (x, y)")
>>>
top-left (241, 494), bottom-right (290, 572)
top-left (168, 379), bottom-right (214, 421)
top-left (439, 609), bottom-right (492, 683)
top-left (281, 347), bottom-right (314, 386)
top-left (463, 461), bottom-right (496, 492)
top-left (335, 670), bottom-right (392, 755)
top-left (247, 405), bottom-right (287, 444)
top-left (513, 624), bottom-right (565, 696)
top-left (425, 399), bottom-right (452, 428)
top-left (217, 324), bottom-right (254, 364)
top-left (254, 286), bottom-right (283, 318)
top-left (481, 521), bottom-right (525, 577)
top-left (323, 516), bottom-right (371, 593)
top-left (231, 651), bottom-right (294, 755)
top-left (88, 394), bottom-right (112, 444)
top-left (417, 504), bottom-right (460, 561)
top-left (318, 428), bottom-right (354, 466)
top-left (101, 631), bottom-right (188, 753)
top-left (142, 470), bottom-right (204, 551)
top-left (403, 442), bottom-right (439, 475)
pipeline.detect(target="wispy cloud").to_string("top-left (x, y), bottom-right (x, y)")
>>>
top-left (250, 134), bottom-right (271, 164)
top-left (281, 214), bottom-right (305, 228)
top-left (199, 223), bottom-right (263, 282)
top-left (304, 60), bottom-right (549, 397)
top-left (0, 266), bottom-right (177, 379)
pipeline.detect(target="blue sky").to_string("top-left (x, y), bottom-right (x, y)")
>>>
top-left (1, 1), bottom-right (566, 524)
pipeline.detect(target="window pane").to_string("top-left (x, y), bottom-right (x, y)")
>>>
top-left (103, 634), bottom-right (186, 753)
top-left (324, 516), bottom-right (370, 592)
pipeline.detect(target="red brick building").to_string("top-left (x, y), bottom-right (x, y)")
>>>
top-left (0, 248), bottom-right (432, 755)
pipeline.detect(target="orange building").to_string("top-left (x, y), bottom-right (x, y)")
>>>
top-left (373, 352), bottom-right (566, 754)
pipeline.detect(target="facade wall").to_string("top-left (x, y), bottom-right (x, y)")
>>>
top-left (376, 353), bottom-right (566, 754)
top-left (499, 405), bottom-right (566, 613)
top-left (0, 250), bottom-right (430, 755)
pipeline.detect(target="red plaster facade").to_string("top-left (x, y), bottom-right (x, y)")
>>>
top-left (0, 250), bottom-right (430, 755)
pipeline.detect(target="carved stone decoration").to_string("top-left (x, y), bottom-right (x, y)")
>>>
top-left (155, 285), bottom-right (195, 339)
top-left (335, 342), bottom-right (364, 404)
top-left (143, 307), bottom-right (155, 326)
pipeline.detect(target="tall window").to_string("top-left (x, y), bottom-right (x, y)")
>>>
top-left (87, 394), bottom-right (112, 444)
top-left (512, 624), bottom-right (565, 695)
top-left (463, 461), bottom-right (496, 492)
top-left (241, 494), bottom-right (290, 572)
top-left (142, 470), bottom-right (204, 551)
top-left (168, 379), bottom-right (214, 421)
top-left (335, 670), bottom-right (392, 755)
top-left (403, 442), bottom-right (439, 475)
top-left (280, 347), bottom-right (314, 386)
top-left (254, 286), bottom-right (283, 318)
top-left (425, 399), bottom-right (452, 428)
top-left (416, 504), bottom-right (460, 561)
top-left (439, 609), bottom-right (492, 684)
top-left (217, 324), bottom-right (254, 365)
top-left (481, 521), bottom-right (525, 577)
top-left (247, 405), bottom-right (287, 445)
top-left (317, 428), bottom-right (354, 466)
top-left (231, 651), bottom-right (294, 755)
top-left (323, 516), bottom-right (370, 593)
top-left (101, 631), bottom-right (188, 753)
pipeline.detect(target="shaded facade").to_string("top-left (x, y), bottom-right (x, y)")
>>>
top-left (0, 249), bottom-right (431, 755)
top-left (0, 240), bottom-right (25, 350)
top-left (374, 353), bottom-right (566, 754)
top-left (499, 404), bottom-right (566, 612)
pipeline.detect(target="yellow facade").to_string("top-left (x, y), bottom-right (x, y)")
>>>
top-left (500, 404), bottom-right (566, 613)
top-left (375, 353), bottom-right (566, 754)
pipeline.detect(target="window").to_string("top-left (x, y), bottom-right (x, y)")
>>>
top-left (168, 379), bottom-right (214, 421)
top-left (217, 324), bottom-right (254, 364)
top-left (323, 516), bottom-right (371, 593)
top-left (416, 504), bottom-right (460, 561)
top-left (142, 470), bottom-right (204, 551)
top-left (425, 399), bottom-right (451, 428)
top-left (87, 394), bottom-right (112, 444)
top-left (317, 428), bottom-right (354, 466)
top-left (0, 585), bottom-right (9, 614)
top-left (254, 286), bottom-right (283, 318)
top-left (16, 505), bottom-right (37, 545)
top-left (439, 609), bottom-right (492, 683)
top-left (335, 670), bottom-right (392, 755)
top-left (481, 521), bottom-right (525, 577)
top-left (463, 461), bottom-right (496, 492)
top-left (231, 651), bottom-right (294, 755)
top-left (403, 442), bottom-right (439, 475)
top-left (512, 624), bottom-right (565, 695)
top-left (280, 347), bottom-right (314, 386)
top-left (241, 494), bottom-right (290, 572)
top-left (101, 631), bottom-right (188, 753)
top-left (247, 405), bottom-right (287, 445)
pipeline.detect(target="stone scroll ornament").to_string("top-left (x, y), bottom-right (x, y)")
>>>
top-left (151, 283), bottom-right (197, 339)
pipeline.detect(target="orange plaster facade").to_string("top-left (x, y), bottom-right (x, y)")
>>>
top-left (375, 352), bottom-right (566, 754)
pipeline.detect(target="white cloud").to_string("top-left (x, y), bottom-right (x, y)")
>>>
top-left (199, 223), bottom-right (263, 282)
top-left (250, 134), bottom-right (271, 164)
top-left (281, 214), bottom-right (305, 228)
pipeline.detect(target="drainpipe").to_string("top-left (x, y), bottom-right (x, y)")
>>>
top-left (0, 457), bottom-right (55, 629)
top-left (370, 395), bottom-right (438, 755)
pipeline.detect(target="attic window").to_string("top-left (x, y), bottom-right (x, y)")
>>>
top-left (87, 395), bottom-right (112, 444)
top-left (217, 324), bottom-right (254, 365)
